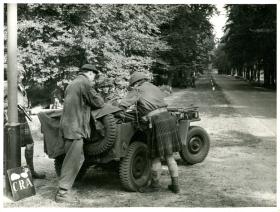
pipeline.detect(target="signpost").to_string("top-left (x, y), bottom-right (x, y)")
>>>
top-left (7, 166), bottom-right (36, 201)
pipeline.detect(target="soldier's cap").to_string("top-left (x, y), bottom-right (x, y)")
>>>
top-left (81, 64), bottom-right (99, 74)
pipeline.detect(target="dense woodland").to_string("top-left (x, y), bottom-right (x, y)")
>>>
top-left (4, 4), bottom-right (216, 106)
top-left (213, 4), bottom-right (276, 88)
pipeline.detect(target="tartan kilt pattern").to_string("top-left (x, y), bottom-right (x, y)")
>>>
top-left (19, 112), bottom-right (33, 147)
top-left (150, 111), bottom-right (181, 158)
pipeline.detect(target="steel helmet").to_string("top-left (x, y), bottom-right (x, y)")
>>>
top-left (129, 71), bottom-right (148, 86)
top-left (81, 64), bottom-right (99, 74)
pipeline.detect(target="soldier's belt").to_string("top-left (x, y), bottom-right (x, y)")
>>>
top-left (142, 107), bottom-right (167, 129)
top-left (147, 107), bottom-right (167, 117)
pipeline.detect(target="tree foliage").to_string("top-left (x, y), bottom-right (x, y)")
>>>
top-left (12, 4), bottom-right (171, 104)
top-left (155, 4), bottom-right (216, 87)
top-left (4, 4), bottom-right (216, 105)
top-left (213, 4), bottom-right (276, 88)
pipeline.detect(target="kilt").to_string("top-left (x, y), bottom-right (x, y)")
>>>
top-left (19, 111), bottom-right (33, 147)
top-left (149, 111), bottom-right (181, 159)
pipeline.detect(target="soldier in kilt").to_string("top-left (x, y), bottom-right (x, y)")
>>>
top-left (19, 110), bottom-right (33, 146)
top-left (4, 76), bottom-right (45, 179)
top-left (119, 72), bottom-right (181, 193)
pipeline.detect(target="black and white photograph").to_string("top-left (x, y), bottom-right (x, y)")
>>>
top-left (1, 0), bottom-right (277, 209)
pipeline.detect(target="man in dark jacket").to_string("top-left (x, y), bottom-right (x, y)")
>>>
top-left (55, 64), bottom-right (104, 204)
top-left (119, 72), bottom-right (181, 193)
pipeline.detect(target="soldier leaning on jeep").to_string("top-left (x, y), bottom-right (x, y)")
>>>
top-left (118, 72), bottom-right (182, 193)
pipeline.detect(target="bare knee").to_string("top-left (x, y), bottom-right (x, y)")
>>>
top-left (165, 155), bottom-right (178, 177)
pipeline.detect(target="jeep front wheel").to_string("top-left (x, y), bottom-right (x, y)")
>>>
top-left (119, 142), bottom-right (151, 191)
top-left (180, 126), bottom-right (210, 164)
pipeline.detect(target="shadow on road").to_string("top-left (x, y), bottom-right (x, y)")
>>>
top-left (74, 167), bottom-right (121, 191)
top-left (211, 130), bottom-right (275, 148)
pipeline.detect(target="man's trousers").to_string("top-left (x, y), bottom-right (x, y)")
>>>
top-left (58, 139), bottom-right (84, 190)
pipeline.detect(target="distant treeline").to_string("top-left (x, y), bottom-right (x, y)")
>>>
top-left (213, 5), bottom-right (276, 88)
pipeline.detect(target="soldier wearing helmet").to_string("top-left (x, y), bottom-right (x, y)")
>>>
top-left (119, 71), bottom-right (181, 193)
top-left (128, 71), bottom-right (149, 87)
top-left (97, 78), bottom-right (114, 101)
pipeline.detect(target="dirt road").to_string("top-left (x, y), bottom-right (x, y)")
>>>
top-left (4, 74), bottom-right (276, 207)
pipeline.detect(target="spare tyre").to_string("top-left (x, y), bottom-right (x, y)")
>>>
top-left (84, 114), bottom-right (117, 155)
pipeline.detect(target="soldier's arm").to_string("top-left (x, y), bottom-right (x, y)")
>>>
top-left (119, 89), bottom-right (139, 109)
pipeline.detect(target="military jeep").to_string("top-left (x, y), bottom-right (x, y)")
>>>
top-left (38, 104), bottom-right (210, 191)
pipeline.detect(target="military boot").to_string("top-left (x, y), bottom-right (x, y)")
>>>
top-left (138, 171), bottom-right (161, 193)
top-left (168, 177), bottom-right (180, 194)
top-left (25, 147), bottom-right (46, 179)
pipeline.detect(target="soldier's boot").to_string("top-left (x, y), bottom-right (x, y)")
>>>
top-left (149, 178), bottom-right (161, 190)
top-left (138, 171), bottom-right (160, 193)
top-left (55, 188), bottom-right (80, 204)
top-left (168, 177), bottom-right (180, 194)
top-left (25, 146), bottom-right (46, 179)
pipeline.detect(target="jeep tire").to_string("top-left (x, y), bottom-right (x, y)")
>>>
top-left (119, 142), bottom-right (151, 191)
top-left (180, 126), bottom-right (210, 164)
top-left (85, 114), bottom-right (117, 155)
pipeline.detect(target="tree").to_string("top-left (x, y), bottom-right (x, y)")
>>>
top-left (217, 4), bottom-right (276, 88)
top-left (5, 4), bottom-right (171, 105)
top-left (154, 4), bottom-right (216, 87)
top-left (4, 4), bottom-right (218, 105)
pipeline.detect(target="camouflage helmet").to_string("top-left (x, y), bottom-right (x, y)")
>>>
top-left (129, 71), bottom-right (148, 86)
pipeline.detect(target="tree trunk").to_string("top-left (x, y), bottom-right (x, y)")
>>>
top-left (271, 56), bottom-right (276, 88)
top-left (250, 66), bottom-right (255, 82)
top-left (238, 67), bottom-right (242, 77)
top-left (167, 73), bottom-right (173, 87)
top-left (257, 69), bottom-right (260, 84)
top-left (246, 67), bottom-right (250, 80)
top-left (263, 60), bottom-right (270, 88)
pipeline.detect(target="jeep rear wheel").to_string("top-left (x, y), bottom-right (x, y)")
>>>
top-left (119, 142), bottom-right (151, 191)
top-left (180, 126), bottom-right (210, 164)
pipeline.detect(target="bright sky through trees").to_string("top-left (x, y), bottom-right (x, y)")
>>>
top-left (210, 4), bottom-right (227, 41)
